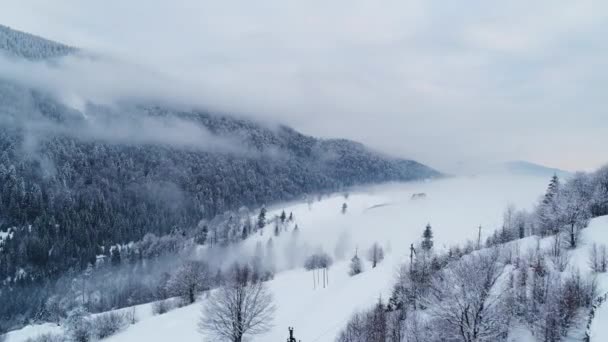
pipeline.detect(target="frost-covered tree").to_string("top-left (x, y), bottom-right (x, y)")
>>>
top-left (592, 166), bottom-right (608, 216)
top-left (367, 243), bottom-right (385, 268)
top-left (199, 273), bottom-right (275, 342)
top-left (304, 251), bottom-right (333, 288)
top-left (257, 207), bottom-right (267, 229)
top-left (559, 173), bottom-right (593, 248)
top-left (349, 250), bottom-right (363, 276)
top-left (166, 261), bottom-right (209, 304)
top-left (336, 312), bottom-right (367, 342)
top-left (367, 298), bottom-right (388, 342)
top-left (421, 224), bottom-right (433, 251)
top-left (426, 249), bottom-right (508, 342)
top-left (336, 298), bottom-right (388, 342)
top-left (537, 175), bottom-right (561, 235)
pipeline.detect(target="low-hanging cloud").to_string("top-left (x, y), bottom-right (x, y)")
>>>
top-left (1, 0), bottom-right (607, 172)
top-left (0, 54), bottom-right (258, 155)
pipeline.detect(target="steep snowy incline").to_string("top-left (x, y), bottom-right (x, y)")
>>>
top-left (580, 216), bottom-right (608, 341)
top-left (5, 174), bottom-right (550, 342)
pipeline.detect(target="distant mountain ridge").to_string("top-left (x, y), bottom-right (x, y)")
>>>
top-left (502, 160), bottom-right (571, 179)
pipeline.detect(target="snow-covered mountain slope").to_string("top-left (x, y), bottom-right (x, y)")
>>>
top-left (5, 173), bottom-right (552, 342)
top-left (0, 24), bottom-right (76, 60)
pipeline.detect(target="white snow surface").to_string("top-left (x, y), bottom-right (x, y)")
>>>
top-left (6, 174), bottom-right (565, 342)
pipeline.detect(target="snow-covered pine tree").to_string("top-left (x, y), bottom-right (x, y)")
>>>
top-left (257, 207), bottom-right (267, 229)
top-left (537, 174), bottom-right (561, 235)
top-left (421, 224), bottom-right (433, 251)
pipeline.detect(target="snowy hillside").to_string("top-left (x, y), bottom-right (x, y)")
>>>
top-left (5, 174), bottom-right (552, 342)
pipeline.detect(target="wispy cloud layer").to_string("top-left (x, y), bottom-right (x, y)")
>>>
top-left (1, 0), bottom-right (607, 172)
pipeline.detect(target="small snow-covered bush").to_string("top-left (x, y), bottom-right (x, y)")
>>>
top-left (152, 299), bottom-right (175, 315)
top-left (24, 333), bottom-right (65, 342)
top-left (91, 311), bottom-right (128, 339)
top-left (64, 307), bottom-right (91, 342)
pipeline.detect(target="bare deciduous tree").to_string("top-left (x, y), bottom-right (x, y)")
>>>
top-left (199, 278), bottom-right (275, 342)
top-left (559, 173), bottom-right (593, 248)
top-left (166, 260), bottom-right (209, 304)
top-left (426, 248), bottom-right (508, 342)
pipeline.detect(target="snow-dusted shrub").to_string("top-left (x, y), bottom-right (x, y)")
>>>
top-left (64, 307), bottom-right (91, 342)
top-left (152, 299), bottom-right (175, 315)
top-left (91, 311), bottom-right (128, 339)
top-left (24, 333), bottom-right (65, 342)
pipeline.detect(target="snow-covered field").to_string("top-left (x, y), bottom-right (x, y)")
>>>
top-left (7, 173), bottom-right (569, 342)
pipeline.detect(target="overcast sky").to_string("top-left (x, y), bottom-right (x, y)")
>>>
top-left (1, 0), bottom-right (607, 172)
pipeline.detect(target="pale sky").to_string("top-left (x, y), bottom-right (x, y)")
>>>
top-left (1, 0), bottom-right (607, 172)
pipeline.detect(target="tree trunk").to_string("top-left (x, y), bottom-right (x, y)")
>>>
top-left (570, 224), bottom-right (576, 248)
